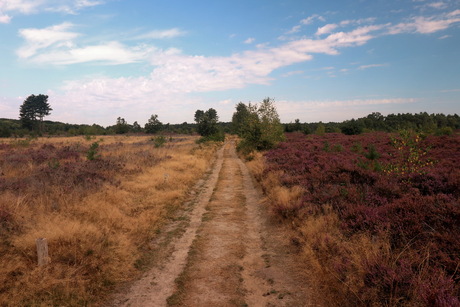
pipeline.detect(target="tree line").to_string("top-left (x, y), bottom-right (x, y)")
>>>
top-left (1, 94), bottom-right (458, 139)
top-left (284, 112), bottom-right (460, 136)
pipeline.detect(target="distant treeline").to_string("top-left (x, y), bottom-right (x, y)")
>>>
top-left (1, 112), bottom-right (459, 138)
top-left (0, 117), bottom-right (233, 138)
top-left (284, 112), bottom-right (460, 135)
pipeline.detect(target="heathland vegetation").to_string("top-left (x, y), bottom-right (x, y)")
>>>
top-left (248, 131), bottom-right (460, 306)
top-left (0, 135), bottom-right (219, 305)
top-left (1, 94), bottom-right (460, 306)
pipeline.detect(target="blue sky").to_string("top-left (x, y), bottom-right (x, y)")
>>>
top-left (1, 0), bottom-right (459, 126)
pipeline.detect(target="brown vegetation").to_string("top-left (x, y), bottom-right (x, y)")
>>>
top-left (0, 135), bottom-right (218, 306)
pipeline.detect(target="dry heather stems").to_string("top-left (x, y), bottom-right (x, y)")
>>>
top-left (0, 135), bottom-right (217, 306)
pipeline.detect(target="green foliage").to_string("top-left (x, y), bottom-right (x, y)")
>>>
top-left (436, 126), bottom-right (453, 136)
top-left (194, 108), bottom-right (219, 137)
top-left (152, 135), bottom-right (167, 148)
top-left (315, 123), bottom-right (326, 135)
top-left (114, 117), bottom-right (130, 134)
top-left (0, 123), bottom-right (12, 137)
top-left (341, 119), bottom-right (364, 135)
top-left (383, 130), bottom-right (433, 175)
top-left (231, 102), bottom-right (250, 136)
top-left (144, 114), bottom-right (163, 134)
top-left (351, 142), bottom-right (363, 153)
top-left (132, 121), bottom-right (142, 133)
top-left (233, 97), bottom-right (285, 154)
top-left (333, 144), bottom-right (344, 152)
top-left (364, 144), bottom-right (380, 160)
top-left (19, 94), bottom-right (52, 131)
top-left (86, 142), bottom-right (100, 160)
top-left (196, 129), bottom-right (225, 143)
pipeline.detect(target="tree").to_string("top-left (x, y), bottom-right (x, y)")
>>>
top-left (132, 121), bottom-right (142, 133)
top-left (144, 114), bottom-right (163, 134)
top-left (19, 94), bottom-right (52, 131)
top-left (233, 97), bottom-right (284, 153)
top-left (194, 108), bottom-right (219, 137)
top-left (114, 117), bottom-right (130, 134)
top-left (341, 119), bottom-right (364, 135)
top-left (231, 102), bottom-right (250, 136)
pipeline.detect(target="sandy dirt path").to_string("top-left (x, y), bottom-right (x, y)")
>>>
top-left (111, 141), bottom-right (313, 307)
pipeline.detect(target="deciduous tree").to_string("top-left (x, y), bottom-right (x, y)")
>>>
top-left (144, 114), bottom-right (163, 134)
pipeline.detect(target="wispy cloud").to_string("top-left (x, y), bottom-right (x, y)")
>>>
top-left (134, 28), bottom-right (186, 40)
top-left (426, 2), bottom-right (447, 9)
top-left (316, 24), bottom-right (338, 36)
top-left (388, 10), bottom-right (460, 34)
top-left (244, 37), bottom-right (255, 44)
top-left (46, 0), bottom-right (104, 14)
top-left (281, 70), bottom-right (304, 77)
top-left (17, 22), bottom-right (80, 58)
top-left (300, 14), bottom-right (325, 25)
top-left (0, 14), bottom-right (11, 23)
top-left (0, 0), bottom-right (105, 22)
top-left (16, 23), bottom-right (170, 64)
top-left (358, 63), bottom-right (387, 70)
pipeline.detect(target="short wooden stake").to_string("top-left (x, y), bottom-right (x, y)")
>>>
top-left (36, 238), bottom-right (50, 266)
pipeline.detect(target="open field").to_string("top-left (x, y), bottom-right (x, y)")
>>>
top-left (0, 135), bottom-right (218, 305)
top-left (251, 131), bottom-right (460, 306)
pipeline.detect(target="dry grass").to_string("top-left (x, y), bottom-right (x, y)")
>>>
top-left (0, 135), bottom-right (218, 306)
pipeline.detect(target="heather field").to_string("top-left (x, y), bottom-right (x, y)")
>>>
top-left (255, 131), bottom-right (460, 306)
top-left (0, 135), bottom-right (217, 305)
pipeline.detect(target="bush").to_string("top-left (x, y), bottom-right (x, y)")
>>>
top-left (86, 142), bottom-right (100, 160)
top-left (152, 135), bottom-right (167, 148)
top-left (233, 98), bottom-right (284, 154)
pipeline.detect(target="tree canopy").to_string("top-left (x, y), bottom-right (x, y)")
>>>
top-left (233, 97), bottom-right (285, 153)
top-left (144, 114), bottom-right (163, 134)
top-left (194, 108), bottom-right (219, 137)
top-left (19, 94), bottom-right (52, 131)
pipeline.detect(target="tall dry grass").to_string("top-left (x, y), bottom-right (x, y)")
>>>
top-left (0, 135), bottom-right (218, 306)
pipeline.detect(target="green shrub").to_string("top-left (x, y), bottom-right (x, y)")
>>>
top-left (86, 142), bottom-right (100, 160)
top-left (153, 136), bottom-right (167, 148)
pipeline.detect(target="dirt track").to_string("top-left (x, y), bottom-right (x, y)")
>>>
top-left (111, 141), bottom-right (313, 306)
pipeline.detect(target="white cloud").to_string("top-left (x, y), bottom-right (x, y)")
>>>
top-left (281, 70), bottom-right (304, 77)
top-left (45, 0), bottom-right (103, 14)
top-left (1, 0), bottom-right (42, 14)
top-left (0, 0), bottom-right (105, 20)
top-left (17, 23), bottom-right (157, 64)
top-left (31, 42), bottom-right (155, 65)
top-left (300, 14), bottom-right (325, 25)
top-left (0, 14), bottom-right (11, 23)
top-left (17, 22), bottom-right (80, 58)
top-left (316, 23), bottom-right (338, 36)
top-left (426, 2), bottom-right (447, 9)
top-left (358, 63), bottom-right (387, 70)
top-left (286, 25), bottom-right (301, 34)
top-left (244, 37), bottom-right (255, 44)
top-left (388, 12), bottom-right (460, 34)
top-left (134, 28), bottom-right (186, 40)
top-left (447, 9), bottom-right (460, 17)
top-left (340, 17), bottom-right (376, 26)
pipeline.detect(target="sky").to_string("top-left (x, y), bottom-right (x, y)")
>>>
top-left (0, 0), bottom-right (459, 126)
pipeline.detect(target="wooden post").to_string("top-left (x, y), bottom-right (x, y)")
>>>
top-left (36, 238), bottom-right (50, 266)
